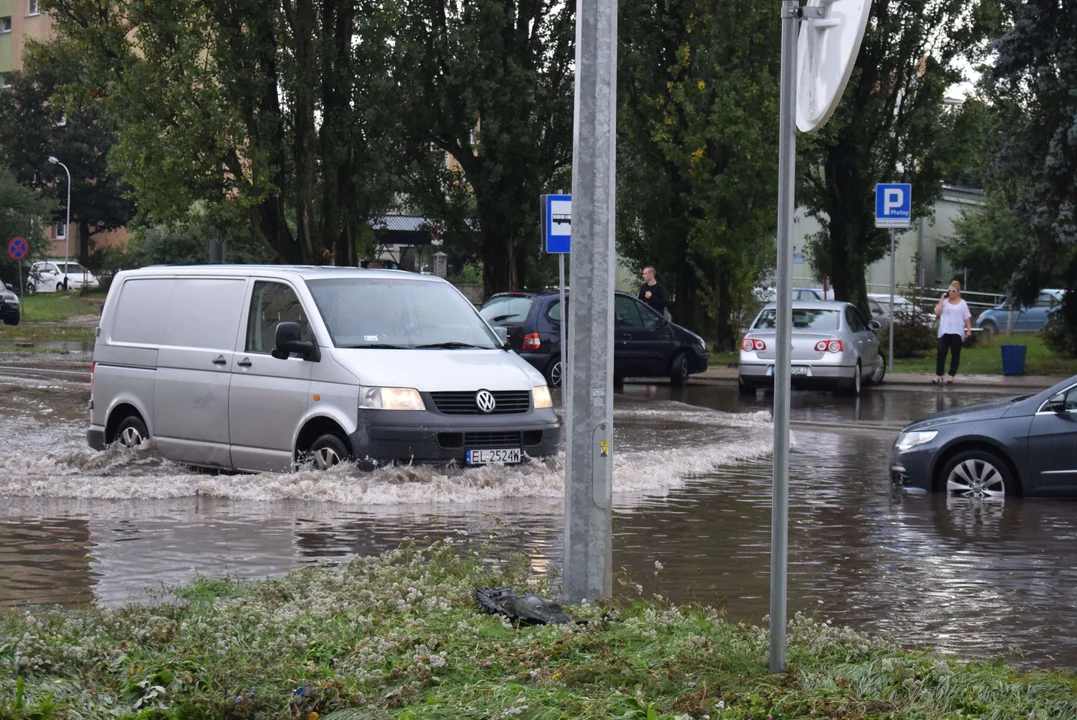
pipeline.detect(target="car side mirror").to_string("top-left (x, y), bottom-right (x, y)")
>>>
top-left (493, 326), bottom-right (509, 345)
top-left (869, 320), bottom-right (882, 331)
top-left (1046, 391), bottom-right (1068, 414)
top-left (272, 321), bottom-right (319, 361)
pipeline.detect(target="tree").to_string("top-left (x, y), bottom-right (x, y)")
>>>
top-left (390, 0), bottom-right (575, 296)
top-left (989, 0), bottom-right (1077, 341)
top-left (0, 163), bottom-right (53, 287)
top-left (43, 0), bottom-right (399, 266)
top-left (942, 189), bottom-right (1037, 293)
top-left (617, 0), bottom-right (780, 347)
top-left (0, 57), bottom-right (135, 267)
top-left (800, 0), bottom-right (1004, 316)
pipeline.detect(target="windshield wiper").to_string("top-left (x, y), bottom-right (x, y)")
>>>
top-left (339, 343), bottom-right (408, 349)
top-left (415, 342), bottom-right (487, 349)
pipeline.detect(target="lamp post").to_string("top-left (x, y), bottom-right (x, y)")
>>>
top-left (47, 156), bottom-right (71, 291)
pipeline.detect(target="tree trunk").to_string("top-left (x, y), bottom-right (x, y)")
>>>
top-left (78, 220), bottom-right (91, 267)
top-left (287, 0), bottom-right (319, 264)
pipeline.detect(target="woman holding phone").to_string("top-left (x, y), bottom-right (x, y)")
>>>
top-left (934, 280), bottom-right (972, 384)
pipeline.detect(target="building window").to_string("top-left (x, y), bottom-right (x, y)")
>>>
top-left (1, 17), bottom-right (12, 32)
top-left (27, 1), bottom-right (40, 16)
top-left (54, 223), bottom-right (66, 240)
top-left (0, 74), bottom-right (10, 89)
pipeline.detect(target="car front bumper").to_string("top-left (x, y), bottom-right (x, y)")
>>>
top-left (349, 407), bottom-right (561, 465)
top-left (890, 444), bottom-right (934, 492)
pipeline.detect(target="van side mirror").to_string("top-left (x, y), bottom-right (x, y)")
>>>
top-left (272, 321), bottom-right (319, 361)
top-left (869, 320), bottom-right (882, 331)
top-left (493, 326), bottom-right (509, 345)
top-left (1046, 391), bottom-right (1068, 414)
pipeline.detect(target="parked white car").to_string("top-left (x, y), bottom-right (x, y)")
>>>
top-left (28, 261), bottom-right (101, 294)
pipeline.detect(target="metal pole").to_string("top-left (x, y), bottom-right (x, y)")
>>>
top-left (63, 164), bottom-right (70, 291)
top-left (563, 0), bottom-right (616, 605)
top-left (889, 228), bottom-right (895, 372)
top-left (559, 253), bottom-right (567, 406)
top-left (770, 0), bottom-right (798, 674)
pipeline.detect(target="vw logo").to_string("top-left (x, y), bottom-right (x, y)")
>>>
top-left (475, 389), bottom-right (497, 413)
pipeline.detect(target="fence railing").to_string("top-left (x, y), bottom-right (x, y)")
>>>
top-left (867, 283), bottom-right (1004, 315)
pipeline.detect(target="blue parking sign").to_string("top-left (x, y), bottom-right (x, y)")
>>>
top-left (875, 183), bottom-right (912, 228)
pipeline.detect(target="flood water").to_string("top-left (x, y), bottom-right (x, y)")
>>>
top-left (2, 357), bottom-right (1076, 668)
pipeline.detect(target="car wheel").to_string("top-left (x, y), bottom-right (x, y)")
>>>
top-left (980, 320), bottom-right (997, 339)
top-left (843, 361), bottom-right (862, 396)
top-left (25, 284), bottom-right (35, 296)
top-left (867, 352), bottom-right (886, 385)
top-left (545, 358), bottom-right (563, 390)
top-left (738, 378), bottom-right (755, 396)
top-left (56, 282), bottom-right (65, 293)
top-left (309, 433), bottom-right (351, 470)
top-left (940, 449), bottom-right (1018, 498)
top-left (669, 351), bottom-right (690, 387)
top-left (114, 416), bottom-right (149, 449)
top-left (2, 311), bottom-right (18, 327)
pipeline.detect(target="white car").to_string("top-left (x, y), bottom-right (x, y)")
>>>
top-left (866, 294), bottom-right (932, 330)
top-left (28, 261), bottom-right (101, 294)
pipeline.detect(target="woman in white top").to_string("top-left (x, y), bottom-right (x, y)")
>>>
top-left (934, 280), bottom-right (972, 384)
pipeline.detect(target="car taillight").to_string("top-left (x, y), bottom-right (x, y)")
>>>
top-left (89, 361), bottom-right (95, 397)
top-left (815, 340), bottom-right (844, 353)
top-left (522, 332), bottom-right (541, 351)
top-left (741, 339), bottom-right (766, 351)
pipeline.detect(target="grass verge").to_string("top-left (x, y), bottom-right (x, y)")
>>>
top-left (15, 292), bottom-right (105, 324)
top-left (0, 324), bottom-right (96, 349)
top-left (2, 538), bottom-right (1075, 720)
top-left (892, 335), bottom-right (1077, 377)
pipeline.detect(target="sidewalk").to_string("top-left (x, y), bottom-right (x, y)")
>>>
top-left (685, 367), bottom-right (1067, 391)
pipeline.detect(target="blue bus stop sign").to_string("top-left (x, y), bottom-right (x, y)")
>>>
top-left (7, 237), bottom-right (28, 261)
top-left (541, 194), bottom-right (571, 254)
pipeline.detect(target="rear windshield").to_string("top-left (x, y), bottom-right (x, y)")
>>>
top-left (753, 309), bottom-right (841, 331)
top-left (479, 295), bottom-right (535, 324)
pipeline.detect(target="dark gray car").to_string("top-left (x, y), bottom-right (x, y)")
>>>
top-left (891, 376), bottom-right (1077, 498)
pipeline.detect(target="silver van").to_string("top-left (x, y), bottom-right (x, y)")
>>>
top-left (87, 266), bottom-right (561, 471)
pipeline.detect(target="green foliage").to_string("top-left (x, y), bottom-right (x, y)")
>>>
top-left (942, 189), bottom-right (1037, 294)
top-left (617, 0), bottom-right (780, 349)
top-left (391, 0), bottom-right (575, 295)
top-left (0, 55), bottom-right (135, 266)
top-left (44, 0), bottom-right (400, 266)
top-left (1042, 313), bottom-right (1077, 359)
top-left (988, 0), bottom-right (1077, 346)
top-left (3, 538), bottom-right (1077, 720)
top-left (801, 0), bottom-right (1005, 316)
top-left (878, 305), bottom-right (937, 359)
top-left (0, 164), bottom-right (53, 288)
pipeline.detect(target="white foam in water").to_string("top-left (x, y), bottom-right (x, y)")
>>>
top-left (0, 403), bottom-right (776, 505)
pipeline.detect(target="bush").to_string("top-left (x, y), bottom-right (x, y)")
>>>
top-left (1042, 312), bottom-right (1077, 357)
top-left (878, 304), bottom-right (936, 358)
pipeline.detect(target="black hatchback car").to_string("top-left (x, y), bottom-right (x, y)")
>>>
top-left (479, 289), bottom-right (709, 388)
top-left (891, 375), bottom-right (1077, 498)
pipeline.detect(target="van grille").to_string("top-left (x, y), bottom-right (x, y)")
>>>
top-left (429, 391), bottom-right (531, 415)
top-left (438, 432), bottom-right (523, 449)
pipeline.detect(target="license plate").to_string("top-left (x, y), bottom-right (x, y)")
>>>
top-left (767, 365), bottom-right (811, 376)
top-left (466, 448), bottom-right (522, 465)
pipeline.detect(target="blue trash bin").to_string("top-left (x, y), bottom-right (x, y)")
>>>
top-left (1001, 344), bottom-right (1027, 376)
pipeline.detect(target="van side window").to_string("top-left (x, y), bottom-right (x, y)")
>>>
top-left (246, 282), bottom-right (311, 354)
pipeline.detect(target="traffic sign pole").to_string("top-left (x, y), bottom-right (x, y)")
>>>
top-left (889, 228), bottom-right (895, 371)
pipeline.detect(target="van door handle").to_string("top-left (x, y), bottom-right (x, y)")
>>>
top-left (237, 358), bottom-right (252, 368)
top-left (212, 355), bottom-right (227, 366)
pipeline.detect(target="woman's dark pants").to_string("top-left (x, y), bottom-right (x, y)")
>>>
top-left (936, 334), bottom-right (963, 377)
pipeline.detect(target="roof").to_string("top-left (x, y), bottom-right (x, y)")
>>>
top-left (370, 215), bottom-right (430, 232)
top-left (132, 264), bottom-right (446, 283)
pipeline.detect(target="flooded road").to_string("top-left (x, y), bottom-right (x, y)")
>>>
top-left (2, 361), bottom-right (1076, 668)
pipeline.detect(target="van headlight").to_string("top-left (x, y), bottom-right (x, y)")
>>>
top-left (532, 385), bottom-right (553, 409)
top-left (895, 430), bottom-right (937, 452)
top-left (358, 387), bottom-right (425, 411)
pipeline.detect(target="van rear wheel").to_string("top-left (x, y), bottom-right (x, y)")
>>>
top-left (309, 433), bottom-right (351, 470)
top-left (115, 416), bottom-right (149, 448)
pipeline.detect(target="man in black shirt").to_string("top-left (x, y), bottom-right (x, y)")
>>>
top-left (638, 266), bottom-right (669, 316)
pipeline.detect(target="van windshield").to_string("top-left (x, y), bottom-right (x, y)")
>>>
top-left (308, 278), bottom-right (501, 349)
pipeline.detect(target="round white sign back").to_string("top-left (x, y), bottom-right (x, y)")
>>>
top-left (796, 0), bottom-right (872, 133)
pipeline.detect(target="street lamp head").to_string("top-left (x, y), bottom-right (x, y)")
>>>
top-left (48, 156), bottom-right (59, 164)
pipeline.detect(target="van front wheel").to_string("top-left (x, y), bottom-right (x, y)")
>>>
top-left (309, 433), bottom-right (351, 470)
